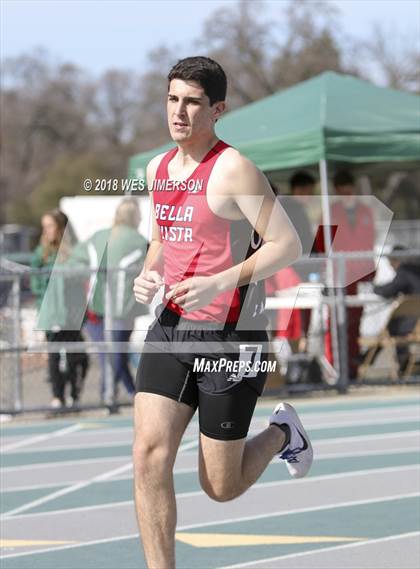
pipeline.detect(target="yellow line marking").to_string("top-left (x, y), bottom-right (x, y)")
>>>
top-left (175, 533), bottom-right (366, 547)
top-left (0, 539), bottom-right (76, 548)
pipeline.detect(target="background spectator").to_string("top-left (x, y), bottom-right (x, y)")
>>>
top-left (281, 170), bottom-right (317, 280)
top-left (72, 198), bottom-right (148, 403)
top-left (318, 170), bottom-right (376, 379)
top-left (268, 173), bottom-right (319, 353)
top-left (31, 209), bottom-right (88, 408)
top-left (373, 245), bottom-right (420, 372)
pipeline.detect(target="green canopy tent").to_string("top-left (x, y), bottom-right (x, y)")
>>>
top-left (129, 71), bottom-right (420, 177)
top-left (129, 71), bottom-right (420, 385)
top-left (129, 70), bottom-right (419, 279)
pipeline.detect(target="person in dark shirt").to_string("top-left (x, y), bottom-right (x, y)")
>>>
top-left (280, 171), bottom-right (317, 281)
top-left (316, 170), bottom-right (375, 379)
top-left (268, 172), bottom-right (317, 347)
top-left (374, 245), bottom-right (420, 371)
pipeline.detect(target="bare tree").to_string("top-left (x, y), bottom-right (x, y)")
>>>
top-left (195, 0), bottom-right (360, 107)
top-left (271, 0), bottom-right (345, 87)
top-left (2, 1), bottom-right (418, 226)
top-left (198, 0), bottom-right (277, 107)
top-left (363, 24), bottom-right (420, 93)
top-left (132, 46), bottom-right (178, 149)
top-left (93, 69), bottom-right (139, 148)
top-left (1, 51), bottom-right (94, 222)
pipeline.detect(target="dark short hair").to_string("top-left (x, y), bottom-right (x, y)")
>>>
top-left (168, 56), bottom-right (227, 105)
top-left (289, 170), bottom-right (315, 189)
top-left (333, 170), bottom-right (355, 187)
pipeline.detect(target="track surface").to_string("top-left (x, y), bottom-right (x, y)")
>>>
top-left (1, 392), bottom-right (419, 568)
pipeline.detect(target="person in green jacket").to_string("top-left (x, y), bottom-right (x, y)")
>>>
top-left (72, 198), bottom-right (148, 402)
top-left (31, 209), bottom-right (88, 409)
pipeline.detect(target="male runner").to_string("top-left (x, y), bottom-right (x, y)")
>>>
top-left (133, 56), bottom-right (313, 568)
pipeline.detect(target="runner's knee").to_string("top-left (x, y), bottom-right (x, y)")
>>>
top-left (200, 477), bottom-right (240, 502)
top-left (133, 438), bottom-right (174, 483)
top-left (199, 468), bottom-right (242, 502)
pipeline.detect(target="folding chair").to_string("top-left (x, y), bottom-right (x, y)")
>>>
top-left (358, 295), bottom-right (420, 381)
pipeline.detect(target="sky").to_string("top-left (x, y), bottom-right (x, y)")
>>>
top-left (1, 0), bottom-right (419, 77)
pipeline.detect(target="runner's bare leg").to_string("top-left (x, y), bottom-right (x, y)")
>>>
top-left (133, 392), bottom-right (195, 568)
top-left (199, 427), bottom-right (285, 501)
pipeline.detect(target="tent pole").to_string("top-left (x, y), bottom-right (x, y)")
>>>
top-left (319, 159), bottom-right (333, 260)
top-left (318, 159), bottom-right (345, 390)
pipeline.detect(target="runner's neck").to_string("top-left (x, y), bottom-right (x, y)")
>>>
top-left (174, 136), bottom-right (220, 168)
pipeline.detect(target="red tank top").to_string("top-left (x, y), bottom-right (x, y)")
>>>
top-left (152, 140), bottom-right (240, 323)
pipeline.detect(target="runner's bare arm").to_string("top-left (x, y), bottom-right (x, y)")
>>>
top-left (133, 155), bottom-right (165, 304)
top-left (213, 153), bottom-right (301, 293)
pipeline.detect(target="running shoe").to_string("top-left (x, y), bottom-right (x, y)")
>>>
top-left (50, 397), bottom-right (63, 409)
top-left (269, 402), bottom-right (313, 478)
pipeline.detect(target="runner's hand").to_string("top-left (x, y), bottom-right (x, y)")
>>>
top-left (133, 270), bottom-right (163, 304)
top-left (165, 276), bottom-right (220, 312)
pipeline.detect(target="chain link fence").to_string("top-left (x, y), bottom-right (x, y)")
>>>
top-left (1, 274), bottom-right (22, 412)
top-left (1, 252), bottom-right (419, 415)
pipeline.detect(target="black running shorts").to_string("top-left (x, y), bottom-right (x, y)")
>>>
top-left (136, 306), bottom-right (269, 440)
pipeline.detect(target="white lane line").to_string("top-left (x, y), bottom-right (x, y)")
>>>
top-left (230, 430), bottom-right (420, 451)
top-left (2, 406), bottom-right (416, 447)
top-left (113, 448), bottom-right (420, 486)
top-left (174, 439), bottom-right (200, 452)
top-left (2, 492), bottom-right (419, 560)
top-left (182, 429), bottom-right (420, 452)
top-left (253, 397), bottom-right (420, 411)
top-left (0, 434), bottom-right (197, 456)
top-left (0, 455), bottom-right (129, 473)
top-left (0, 532), bottom-right (140, 560)
top-left (306, 416), bottom-right (420, 429)
top-left (1, 396), bottom-right (417, 439)
top-left (313, 430), bottom-right (420, 446)
top-left (1, 428), bottom-right (419, 472)
top-left (86, 445), bottom-right (420, 484)
top-left (0, 500), bottom-right (132, 520)
top-left (3, 416), bottom-right (420, 455)
top-left (2, 440), bottom-right (132, 454)
top-left (1, 481), bottom-right (67, 493)
top-left (2, 445), bottom-right (419, 493)
top-left (218, 530), bottom-right (420, 569)
top-left (175, 464), bottom-right (420, 499)
top-left (254, 404), bottom-right (420, 420)
top-left (2, 401), bottom-right (418, 449)
top-left (251, 416), bottom-right (420, 432)
top-left (2, 464), bottom-right (419, 521)
top-left (0, 422), bottom-right (199, 443)
top-left (0, 418), bottom-right (134, 434)
top-left (0, 425), bottom-right (134, 443)
top-left (111, 444), bottom-right (420, 484)
top-left (178, 492), bottom-right (420, 530)
top-left (303, 445), bottom-right (420, 461)
top-left (0, 438), bottom-right (198, 519)
top-left (0, 465), bottom-right (131, 520)
top-left (1, 424), bottom-right (83, 453)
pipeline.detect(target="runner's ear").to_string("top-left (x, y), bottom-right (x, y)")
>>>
top-left (213, 101), bottom-right (226, 122)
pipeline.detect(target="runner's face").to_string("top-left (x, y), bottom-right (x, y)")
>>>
top-left (167, 79), bottom-right (224, 143)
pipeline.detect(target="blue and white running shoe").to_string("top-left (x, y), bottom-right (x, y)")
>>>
top-left (270, 402), bottom-right (313, 479)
